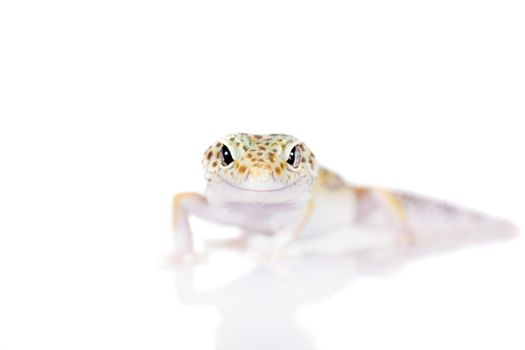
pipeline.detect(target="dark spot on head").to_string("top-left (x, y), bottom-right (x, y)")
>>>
top-left (207, 151), bottom-right (213, 160)
top-left (311, 152), bottom-right (315, 159)
top-left (243, 146), bottom-right (248, 151)
top-left (229, 137), bottom-right (235, 141)
top-left (301, 157), bottom-right (306, 163)
top-left (275, 167), bottom-right (282, 175)
top-left (215, 143), bottom-right (221, 147)
top-left (254, 135), bottom-right (263, 140)
top-left (257, 152), bottom-right (263, 156)
top-left (238, 165), bottom-right (247, 173)
top-left (212, 161), bottom-right (217, 167)
top-left (258, 146), bottom-right (266, 151)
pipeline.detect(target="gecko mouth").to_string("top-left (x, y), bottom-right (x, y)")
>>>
top-left (220, 177), bottom-right (304, 193)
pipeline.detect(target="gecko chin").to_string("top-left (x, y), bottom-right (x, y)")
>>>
top-left (205, 177), bottom-right (314, 206)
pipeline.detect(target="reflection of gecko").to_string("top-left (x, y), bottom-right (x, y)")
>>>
top-left (172, 133), bottom-right (516, 260)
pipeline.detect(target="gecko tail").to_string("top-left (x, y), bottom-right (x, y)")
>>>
top-left (398, 192), bottom-right (518, 240)
top-left (356, 188), bottom-right (519, 244)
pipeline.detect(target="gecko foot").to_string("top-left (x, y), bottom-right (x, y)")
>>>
top-left (206, 235), bottom-right (250, 251)
top-left (248, 247), bottom-right (302, 262)
top-left (163, 251), bottom-right (208, 266)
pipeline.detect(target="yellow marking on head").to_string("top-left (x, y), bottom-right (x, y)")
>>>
top-left (238, 165), bottom-right (247, 174)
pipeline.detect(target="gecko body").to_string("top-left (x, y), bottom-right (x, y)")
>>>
top-left (172, 133), bottom-right (515, 259)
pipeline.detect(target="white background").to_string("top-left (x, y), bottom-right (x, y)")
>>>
top-left (1, 1), bottom-right (524, 349)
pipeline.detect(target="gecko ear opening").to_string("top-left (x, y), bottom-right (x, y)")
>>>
top-left (220, 145), bottom-right (234, 166)
top-left (287, 145), bottom-right (301, 168)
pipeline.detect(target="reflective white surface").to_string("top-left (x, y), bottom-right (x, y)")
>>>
top-left (170, 228), bottom-right (523, 350)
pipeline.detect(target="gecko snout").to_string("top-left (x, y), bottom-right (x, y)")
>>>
top-left (246, 166), bottom-right (274, 181)
top-left (235, 164), bottom-right (287, 191)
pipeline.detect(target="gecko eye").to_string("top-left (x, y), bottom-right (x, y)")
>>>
top-left (287, 146), bottom-right (301, 168)
top-left (220, 145), bottom-right (234, 166)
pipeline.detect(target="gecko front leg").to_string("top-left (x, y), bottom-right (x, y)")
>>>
top-left (277, 200), bottom-right (316, 251)
top-left (250, 200), bottom-right (316, 260)
top-left (171, 192), bottom-right (211, 263)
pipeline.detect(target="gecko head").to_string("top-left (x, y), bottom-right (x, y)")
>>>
top-left (202, 133), bottom-right (319, 205)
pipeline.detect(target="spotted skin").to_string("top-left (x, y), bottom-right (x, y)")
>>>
top-left (171, 133), bottom-right (516, 262)
top-left (202, 133), bottom-right (318, 187)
